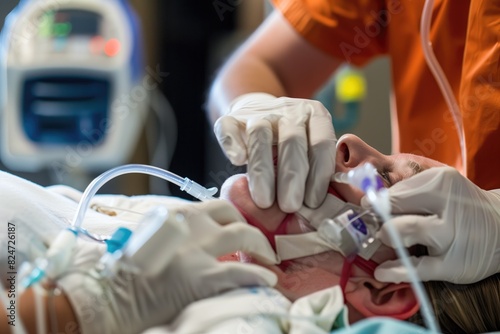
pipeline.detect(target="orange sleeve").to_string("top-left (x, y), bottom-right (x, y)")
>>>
top-left (459, 0), bottom-right (500, 190)
top-left (271, 0), bottom-right (388, 66)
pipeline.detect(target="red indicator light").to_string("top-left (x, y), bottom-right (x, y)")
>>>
top-left (104, 38), bottom-right (121, 57)
top-left (90, 36), bottom-right (105, 54)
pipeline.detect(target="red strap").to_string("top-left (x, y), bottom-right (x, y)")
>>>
top-left (340, 257), bottom-right (354, 301)
top-left (232, 202), bottom-right (294, 251)
top-left (352, 256), bottom-right (378, 277)
top-left (340, 255), bottom-right (379, 302)
top-left (328, 184), bottom-right (344, 198)
top-left (276, 213), bottom-right (294, 235)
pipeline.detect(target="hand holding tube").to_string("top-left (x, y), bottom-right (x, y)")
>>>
top-left (214, 93), bottom-right (337, 212)
top-left (369, 167), bottom-right (500, 284)
top-left (58, 200), bottom-right (279, 334)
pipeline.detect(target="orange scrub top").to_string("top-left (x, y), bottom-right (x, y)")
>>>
top-left (272, 0), bottom-right (500, 190)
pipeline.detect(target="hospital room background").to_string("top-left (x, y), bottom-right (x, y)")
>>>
top-left (0, 0), bottom-right (391, 200)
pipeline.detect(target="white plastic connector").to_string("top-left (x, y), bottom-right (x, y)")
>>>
top-left (334, 163), bottom-right (390, 215)
top-left (318, 209), bottom-right (382, 260)
top-left (334, 163), bottom-right (382, 193)
top-left (180, 177), bottom-right (218, 201)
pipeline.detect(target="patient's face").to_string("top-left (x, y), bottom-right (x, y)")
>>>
top-left (219, 134), bottom-right (445, 302)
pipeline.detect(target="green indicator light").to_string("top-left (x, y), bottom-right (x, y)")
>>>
top-left (53, 22), bottom-right (72, 37)
top-left (38, 11), bottom-right (54, 38)
top-left (62, 22), bottom-right (72, 36)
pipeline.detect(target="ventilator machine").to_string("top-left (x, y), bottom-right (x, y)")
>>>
top-left (0, 0), bottom-right (146, 172)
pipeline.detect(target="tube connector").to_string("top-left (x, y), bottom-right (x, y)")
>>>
top-left (334, 163), bottom-right (390, 220)
top-left (318, 209), bottom-right (382, 260)
top-left (333, 163), bottom-right (383, 192)
top-left (180, 177), bottom-right (218, 201)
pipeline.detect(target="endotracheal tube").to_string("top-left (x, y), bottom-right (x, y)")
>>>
top-left (21, 164), bottom-right (218, 289)
top-left (333, 163), bottom-right (440, 333)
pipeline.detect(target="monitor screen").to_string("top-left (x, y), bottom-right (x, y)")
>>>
top-left (39, 9), bottom-right (102, 38)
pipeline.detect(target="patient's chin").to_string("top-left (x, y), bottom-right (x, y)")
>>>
top-left (220, 174), bottom-right (286, 231)
top-left (219, 174), bottom-right (247, 204)
top-left (219, 174), bottom-right (252, 217)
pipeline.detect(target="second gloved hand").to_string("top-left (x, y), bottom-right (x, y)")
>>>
top-left (214, 93), bottom-right (337, 212)
top-left (370, 167), bottom-right (500, 284)
top-left (58, 200), bottom-right (279, 334)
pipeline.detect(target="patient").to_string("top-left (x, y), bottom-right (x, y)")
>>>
top-left (1, 134), bottom-right (499, 333)
top-left (219, 134), bottom-right (500, 333)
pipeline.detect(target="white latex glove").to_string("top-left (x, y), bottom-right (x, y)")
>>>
top-left (214, 93), bottom-right (337, 212)
top-left (368, 167), bottom-right (500, 284)
top-left (59, 200), bottom-right (279, 334)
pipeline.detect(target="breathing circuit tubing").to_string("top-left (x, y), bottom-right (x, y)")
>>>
top-left (334, 163), bottom-right (440, 333)
top-left (71, 164), bottom-right (218, 230)
top-left (371, 199), bottom-right (440, 333)
top-left (420, 0), bottom-right (467, 176)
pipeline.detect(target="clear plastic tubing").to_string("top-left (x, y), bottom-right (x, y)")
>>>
top-left (420, 0), bottom-right (467, 176)
top-left (376, 209), bottom-right (440, 333)
top-left (71, 164), bottom-right (218, 229)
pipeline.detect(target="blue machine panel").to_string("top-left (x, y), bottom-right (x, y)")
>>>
top-left (22, 75), bottom-right (111, 144)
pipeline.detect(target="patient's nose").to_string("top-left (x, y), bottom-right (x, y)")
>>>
top-left (336, 134), bottom-right (383, 169)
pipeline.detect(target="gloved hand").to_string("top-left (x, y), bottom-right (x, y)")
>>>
top-left (58, 200), bottom-right (279, 334)
top-left (369, 167), bottom-right (500, 284)
top-left (214, 93), bottom-right (337, 212)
